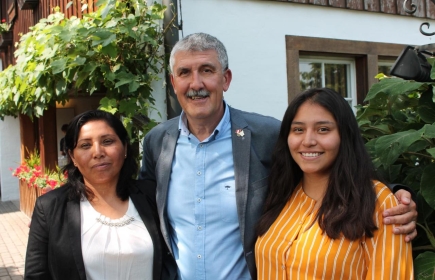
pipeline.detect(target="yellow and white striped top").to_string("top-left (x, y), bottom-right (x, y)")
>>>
top-left (255, 181), bottom-right (413, 280)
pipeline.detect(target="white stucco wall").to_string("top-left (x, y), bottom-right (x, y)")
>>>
top-left (175, 0), bottom-right (435, 119)
top-left (0, 116), bottom-right (21, 201)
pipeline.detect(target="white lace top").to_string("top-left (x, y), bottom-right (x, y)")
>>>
top-left (80, 197), bottom-right (153, 280)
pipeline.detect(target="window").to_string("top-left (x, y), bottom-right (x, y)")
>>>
top-left (378, 59), bottom-right (395, 77)
top-left (300, 57), bottom-right (357, 111)
top-left (286, 35), bottom-right (406, 106)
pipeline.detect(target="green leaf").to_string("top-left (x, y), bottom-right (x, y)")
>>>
top-left (91, 31), bottom-right (116, 47)
top-left (421, 164), bottom-right (435, 209)
top-left (408, 140), bottom-right (429, 153)
top-left (101, 44), bottom-right (117, 58)
top-left (119, 99), bottom-right (138, 116)
top-left (70, 56), bottom-right (87, 67)
top-left (128, 81), bottom-right (140, 92)
top-left (364, 78), bottom-right (427, 102)
top-left (114, 71), bottom-right (135, 88)
top-left (55, 80), bottom-right (67, 96)
top-left (418, 89), bottom-right (435, 123)
top-left (99, 96), bottom-right (117, 109)
top-left (419, 124), bottom-right (435, 138)
top-left (375, 130), bottom-right (421, 166)
top-left (427, 147), bottom-right (435, 158)
top-left (414, 251), bottom-right (435, 280)
top-left (417, 192), bottom-right (434, 221)
top-left (51, 58), bottom-right (68, 74)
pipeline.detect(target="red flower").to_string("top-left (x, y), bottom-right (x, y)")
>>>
top-left (1, 19), bottom-right (5, 23)
top-left (47, 179), bottom-right (57, 187)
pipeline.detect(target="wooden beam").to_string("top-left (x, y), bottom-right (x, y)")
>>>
top-left (38, 106), bottom-right (57, 171)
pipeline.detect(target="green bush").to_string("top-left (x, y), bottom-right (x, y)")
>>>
top-left (357, 71), bottom-right (435, 279)
top-left (0, 0), bottom-right (173, 144)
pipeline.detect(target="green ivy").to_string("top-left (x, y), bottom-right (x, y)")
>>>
top-left (0, 0), bottom-right (173, 144)
top-left (357, 70), bottom-right (435, 279)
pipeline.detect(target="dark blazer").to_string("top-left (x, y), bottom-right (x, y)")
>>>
top-left (139, 106), bottom-right (281, 279)
top-left (24, 180), bottom-right (177, 280)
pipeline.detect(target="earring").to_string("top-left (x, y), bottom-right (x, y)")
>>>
top-left (124, 154), bottom-right (127, 158)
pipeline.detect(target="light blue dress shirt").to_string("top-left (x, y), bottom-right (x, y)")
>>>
top-left (166, 102), bottom-right (251, 280)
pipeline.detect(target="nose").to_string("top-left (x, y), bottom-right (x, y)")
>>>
top-left (92, 143), bottom-right (105, 158)
top-left (190, 71), bottom-right (204, 91)
top-left (302, 130), bottom-right (316, 147)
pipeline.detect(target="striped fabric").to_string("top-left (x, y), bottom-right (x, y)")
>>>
top-left (255, 181), bottom-right (414, 280)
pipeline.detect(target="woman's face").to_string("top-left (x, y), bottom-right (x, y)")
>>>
top-left (69, 120), bottom-right (127, 189)
top-left (287, 102), bottom-right (340, 177)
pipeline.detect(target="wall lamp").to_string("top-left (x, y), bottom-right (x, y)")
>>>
top-left (390, 45), bottom-right (434, 82)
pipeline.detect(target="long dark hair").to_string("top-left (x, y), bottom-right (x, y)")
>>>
top-left (62, 110), bottom-right (138, 201)
top-left (257, 88), bottom-right (378, 240)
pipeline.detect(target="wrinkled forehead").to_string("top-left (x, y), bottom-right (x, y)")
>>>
top-left (172, 50), bottom-right (222, 69)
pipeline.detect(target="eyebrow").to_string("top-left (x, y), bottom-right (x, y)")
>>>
top-left (77, 134), bottom-right (116, 141)
top-left (291, 120), bottom-right (336, 125)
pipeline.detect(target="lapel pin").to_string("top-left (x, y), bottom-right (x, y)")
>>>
top-left (235, 129), bottom-right (245, 137)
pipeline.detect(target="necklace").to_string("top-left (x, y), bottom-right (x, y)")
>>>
top-left (96, 215), bottom-right (135, 227)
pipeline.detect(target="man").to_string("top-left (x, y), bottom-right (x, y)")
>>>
top-left (140, 33), bottom-right (417, 280)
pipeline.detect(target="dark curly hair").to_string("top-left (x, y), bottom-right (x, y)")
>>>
top-left (257, 88), bottom-right (379, 240)
top-left (61, 110), bottom-right (138, 201)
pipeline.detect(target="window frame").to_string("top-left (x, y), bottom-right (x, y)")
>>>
top-left (286, 35), bottom-right (406, 105)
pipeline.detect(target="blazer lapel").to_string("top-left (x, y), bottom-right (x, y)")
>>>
top-left (130, 185), bottom-right (162, 280)
top-left (155, 122), bottom-right (179, 253)
top-left (229, 107), bottom-right (251, 248)
top-left (66, 200), bottom-right (86, 280)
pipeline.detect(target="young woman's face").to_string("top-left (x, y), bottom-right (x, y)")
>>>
top-left (69, 120), bottom-right (127, 188)
top-left (288, 102), bottom-right (340, 177)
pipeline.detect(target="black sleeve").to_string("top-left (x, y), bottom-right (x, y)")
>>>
top-left (388, 183), bottom-right (417, 205)
top-left (24, 199), bottom-right (53, 280)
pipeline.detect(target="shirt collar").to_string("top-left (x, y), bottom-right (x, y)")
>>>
top-left (178, 101), bottom-right (231, 141)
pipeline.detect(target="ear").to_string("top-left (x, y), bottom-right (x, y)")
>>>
top-left (223, 69), bottom-right (232, 92)
top-left (170, 74), bottom-right (177, 94)
top-left (68, 150), bottom-right (75, 161)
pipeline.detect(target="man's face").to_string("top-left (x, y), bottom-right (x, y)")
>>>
top-left (170, 50), bottom-right (232, 126)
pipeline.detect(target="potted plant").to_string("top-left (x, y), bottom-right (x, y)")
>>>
top-left (11, 149), bottom-right (66, 217)
top-left (0, 19), bottom-right (12, 49)
top-left (356, 73), bottom-right (435, 279)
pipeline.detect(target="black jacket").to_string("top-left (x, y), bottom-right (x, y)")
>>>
top-left (24, 180), bottom-right (177, 280)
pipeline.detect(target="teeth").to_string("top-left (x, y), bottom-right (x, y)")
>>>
top-left (302, 153), bottom-right (321, 157)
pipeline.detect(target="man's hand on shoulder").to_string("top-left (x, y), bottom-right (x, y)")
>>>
top-left (383, 189), bottom-right (418, 242)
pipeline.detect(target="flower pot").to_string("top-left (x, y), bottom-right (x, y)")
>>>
top-left (18, 0), bottom-right (39, 10)
top-left (19, 180), bottom-right (43, 218)
top-left (0, 32), bottom-right (12, 50)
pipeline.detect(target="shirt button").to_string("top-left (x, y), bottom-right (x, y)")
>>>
top-left (197, 171), bottom-right (201, 175)
top-left (200, 144), bottom-right (203, 148)
top-left (197, 198), bottom-right (201, 202)
top-left (197, 226), bottom-right (202, 230)
top-left (197, 255), bottom-right (202, 259)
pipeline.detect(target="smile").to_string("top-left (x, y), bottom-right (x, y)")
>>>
top-left (190, 96), bottom-right (207, 100)
top-left (301, 152), bottom-right (322, 157)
